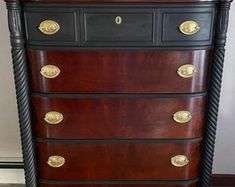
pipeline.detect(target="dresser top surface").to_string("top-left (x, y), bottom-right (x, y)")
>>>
top-left (20, 0), bottom-right (219, 3)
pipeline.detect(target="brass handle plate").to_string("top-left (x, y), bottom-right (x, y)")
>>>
top-left (47, 156), bottom-right (65, 168)
top-left (177, 64), bottom-right (197, 78)
top-left (39, 20), bottom-right (60, 35)
top-left (173, 111), bottom-right (192, 124)
top-left (115, 16), bottom-right (122, 25)
top-left (171, 155), bottom-right (189, 167)
top-left (179, 21), bottom-right (200, 35)
top-left (40, 65), bottom-right (61, 79)
top-left (44, 111), bottom-right (63, 125)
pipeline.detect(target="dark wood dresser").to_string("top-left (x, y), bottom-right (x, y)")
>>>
top-left (3, 0), bottom-right (233, 186)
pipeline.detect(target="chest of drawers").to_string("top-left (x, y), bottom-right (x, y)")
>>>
top-left (3, 0), bottom-right (233, 187)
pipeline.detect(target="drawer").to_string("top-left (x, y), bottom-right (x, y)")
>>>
top-left (24, 8), bottom-right (77, 44)
top-left (32, 95), bottom-right (206, 139)
top-left (38, 183), bottom-right (198, 187)
top-left (23, 4), bottom-right (215, 47)
top-left (36, 140), bottom-right (201, 180)
top-left (82, 9), bottom-right (154, 44)
top-left (27, 50), bottom-right (210, 93)
top-left (159, 8), bottom-right (215, 46)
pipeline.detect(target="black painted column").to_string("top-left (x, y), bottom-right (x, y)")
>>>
top-left (200, 0), bottom-right (233, 186)
top-left (4, 0), bottom-right (37, 187)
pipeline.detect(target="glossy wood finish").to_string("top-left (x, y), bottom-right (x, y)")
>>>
top-left (27, 50), bottom-right (210, 93)
top-left (36, 140), bottom-right (201, 180)
top-left (32, 95), bottom-right (206, 139)
top-left (38, 184), bottom-right (198, 187)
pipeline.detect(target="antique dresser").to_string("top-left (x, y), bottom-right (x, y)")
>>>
top-left (3, 0), bottom-right (233, 186)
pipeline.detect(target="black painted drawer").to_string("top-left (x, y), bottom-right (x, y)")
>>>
top-left (159, 8), bottom-right (215, 46)
top-left (24, 8), bottom-right (77, 44)
top-left (82, 9), bottom-right (154, 44)
top-left (23, 4), bottom-right (215, 47)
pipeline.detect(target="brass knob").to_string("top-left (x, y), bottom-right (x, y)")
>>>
top-left (179, 21), bottom-right (200, 35)
top-left (171, 155), bottom-right (189, 167)
top-left (47, 156), bottom-right (65, 168)
top-left (115, 16), bottom-right (122, 25)
top-left (177, 64), bottom-right (197, 78)
top-left (39, 20), bottom-right (60, 35)
top-left (40, 65), bottom-right (61, 79)
top-left (44, 111), bottom-right (63, 125)
top-left (173, 111), bottom-right (192, 124)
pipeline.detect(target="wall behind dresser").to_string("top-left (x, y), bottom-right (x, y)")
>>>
top-left (0, 0), bottom-right (234, 183)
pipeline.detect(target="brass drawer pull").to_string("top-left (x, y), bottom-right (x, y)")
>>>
top-left (173, 111), bottom-right (192, 124)
top-left (171, 155), bottom-right (189, 167)
top-left (39, 20), bottom-right (60, 35)
top-left (115, 16), bottom-right (122, 25)
top-left (44, 111), bottom-right (63, 125)
top-left (177, 64), bottom-right (197, 78)
top-left (40, 65), bottom-right (61, 79)
top-left (179, 21), bottom-right (200, 35)
top-left (47, 156), bottom-right (65, 168)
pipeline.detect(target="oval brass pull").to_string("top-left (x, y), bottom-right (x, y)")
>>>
top-left (115, 16), bottom-right (122, 25)
top-left (173, 111), bottom-right (192, 124)
top-left (179, 21), bottom-right (200, 35)
top-left (39, 20), bottom-right (60, 35)
top-left (40, 65), bottom-right (61, 79)
top-left (47, 156), bottom-right (65, 168)
top-left (44, 111), bottom-right (63, 125)
top-left (177, 64), bottom-right (197, 78)
top-left (171, 155), bottom-right (189, 167)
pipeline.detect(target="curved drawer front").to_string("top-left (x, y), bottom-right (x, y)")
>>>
top-left (28, 50), bottom-right (210, 93)
top-left (38, 183), bottom-right (198, 187)
top-left (32, 95), bottom-right (206, 139)
top-left (36, 140), bottom-right (201, 180)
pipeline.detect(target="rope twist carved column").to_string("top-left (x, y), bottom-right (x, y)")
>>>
top-left (4, 0), bottom-right (37, 186)
top-left (200, 0), bottom-right (232, 186)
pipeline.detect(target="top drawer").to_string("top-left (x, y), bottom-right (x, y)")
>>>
top-left (23, 4), bottom-right (215, 47)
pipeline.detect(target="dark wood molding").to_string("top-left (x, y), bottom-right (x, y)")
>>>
top-left (0, 162), bottom-right (24, 169)
top-left (211, 174), bottom-right (235, 186)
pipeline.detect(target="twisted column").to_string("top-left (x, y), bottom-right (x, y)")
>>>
top-left (200, 0), bottom-right (232, 186)
top-left (4, 0), bottom-right (37, 186)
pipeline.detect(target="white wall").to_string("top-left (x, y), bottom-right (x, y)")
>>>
top-left (0, 2), bottom-right (23, 162)
top-left (0, 0), bottom-right (234, 183)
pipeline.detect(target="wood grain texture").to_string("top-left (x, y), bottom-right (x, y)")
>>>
top-left (27, 50), bottom-right (210, 93)
top-left (31, 95), bottom-right (206, 139)
top-left (36, 141), bottom-right (201, 180)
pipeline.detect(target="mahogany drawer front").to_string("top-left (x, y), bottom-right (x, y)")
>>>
top-left (32, 95), bottom-right (206, 139)
top-left (27, 50), bottom-right (210, 93)
top-left (38, 183), bottom-right (198, 187)
top-left (36, 140), bottom-right (201, 180)
top-left (23, 4), bottom-right (215, 47)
